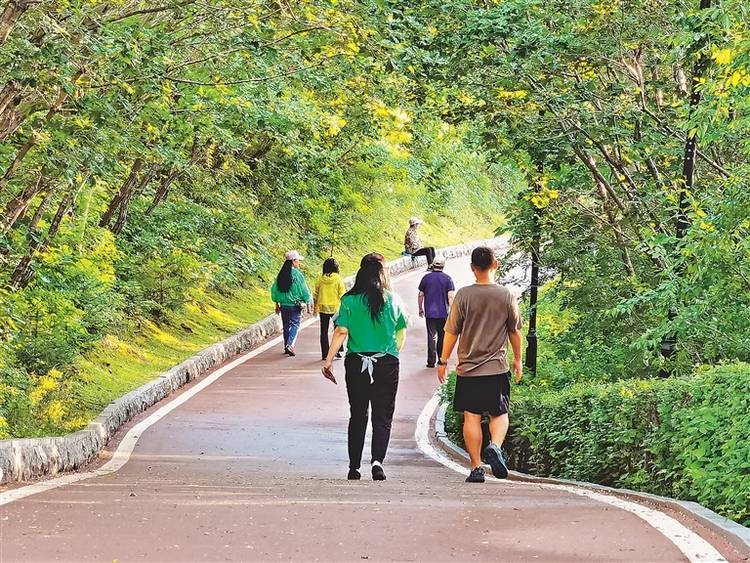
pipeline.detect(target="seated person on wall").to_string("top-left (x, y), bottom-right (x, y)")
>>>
top-left (404, 217), bottom-right (436, 270)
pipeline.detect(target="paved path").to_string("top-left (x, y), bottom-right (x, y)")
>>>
top-left (0, 258), bottom-right (743, 562)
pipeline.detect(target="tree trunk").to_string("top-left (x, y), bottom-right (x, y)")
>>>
top-left (0, 168), bottom-right (45, 233)
top-left (110, 162), bottom-right (157, 235)
top-left (10, 191), bottom-right (73, 289)
top-left (0, 0), bottom-right (34, 45)
top-left (145, 167), bottom-right (180, 215)
top-left (660, 0), bottom-right (712, 375)
top-left (571, 144), bottom-right (628, 214)
top-left (99, 158), bottom-right (143, 229)
top-left (0, 71), bottom-right (82, 196)
top-left (28, 186), bottom-right (54, 231)
top-left (0, 81), bottom-right (23, 140)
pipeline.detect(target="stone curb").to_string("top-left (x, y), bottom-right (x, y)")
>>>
top-left (433, 402), bottom-right (750, 556)
top-left (0, 237), bottom-right (507, 485)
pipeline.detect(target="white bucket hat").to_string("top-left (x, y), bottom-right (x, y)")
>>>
top-left (285, 250), bottom-right (304, 261)
top-left (431, 257), bottom-right (446, 270)
top-left (409, 217), bottom-right (423, 227)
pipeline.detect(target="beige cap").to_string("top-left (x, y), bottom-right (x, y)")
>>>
top-left (285, 250), bottom-right (304, 261)
top-left (409, 217), bottom-right (423, 226)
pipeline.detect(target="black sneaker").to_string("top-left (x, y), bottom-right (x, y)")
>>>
top-left (426, 363), bottom-right (435, 368)
top-left (465, 467), bottom-right (485, 483)
top-left (285, 346), bottom-right (296, 357)
top-left (348, 468), bottom-right (361, 480)
top-left (372, 465), bottom-right (386, 481)
top-left (484, 443), bottom-right (509, 479)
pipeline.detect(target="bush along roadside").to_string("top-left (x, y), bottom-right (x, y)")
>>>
top-left (440, 364), bottom-right (750, 527)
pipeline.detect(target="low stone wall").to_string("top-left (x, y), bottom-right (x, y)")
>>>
top-left (0, 237), bottom-right (506, 485)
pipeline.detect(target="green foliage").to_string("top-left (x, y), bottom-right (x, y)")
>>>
top-left (0, 1), bottom-right (507, 437)
top-left (388, 0), bottom-right (750, 376)
top-left (441, 364), bottom-right (750, 526)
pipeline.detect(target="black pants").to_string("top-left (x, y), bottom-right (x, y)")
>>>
top-left (319, 313), bottom-right (343, 359)
top-left (345, 353), bottom-right (400, 470)
top-left (411, 246), bottom-right (435, 265)
top-left (425, 317), bottom-right (447, 367)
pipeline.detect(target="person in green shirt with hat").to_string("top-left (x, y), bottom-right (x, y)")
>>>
top-left (271, 250), bottom-right (312, 357)
top-left (322, 252), bottom-right (409, 481)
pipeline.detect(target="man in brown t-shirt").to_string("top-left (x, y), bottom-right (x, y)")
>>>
top-left (437, 246), bottom-right (523, 483)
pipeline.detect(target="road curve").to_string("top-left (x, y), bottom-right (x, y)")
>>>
top-left (0, 257), bottom-right (743, 562)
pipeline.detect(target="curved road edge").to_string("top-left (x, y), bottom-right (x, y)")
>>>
top-left (0, 237), bottom-right (508, 492)
top-left (415, 393), bottom-right (750, 563)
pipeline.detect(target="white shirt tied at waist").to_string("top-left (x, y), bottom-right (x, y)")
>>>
top-left (357, 353), bottom-right (387, 376)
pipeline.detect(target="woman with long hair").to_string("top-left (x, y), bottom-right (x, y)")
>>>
top-left (271, 250), bottom-right (312, 356)
top-left (314, 257), bottom-right (346, 360)
top-left (322, 253), bottom-right (408, 481)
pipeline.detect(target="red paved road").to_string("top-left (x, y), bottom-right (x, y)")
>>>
top-left (0, 258), bottom-right (743, 562)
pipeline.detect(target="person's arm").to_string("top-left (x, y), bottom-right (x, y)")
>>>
top-left (446, 276), bottom-right (456, 310)
top-left (436, 330), bottom-right (459, 384)
top-left (507, 294), bottom-right (523, 383)
top-left (313, 279), bottom-right (321, 315)
top-left (271, 280), bottom-right (281, 314)
top-left (300, 275), bottom-right (312, 304)
top-left (395, 328), bottom-right (407, 351)
top-left (296, 271), bottom-right (313, 312)
top-left (508, 329), bottom-right (523, 384)
top-left (322, 326), bottom-right (348, 384)
top-left (418, 291), bottom-right (425, 318)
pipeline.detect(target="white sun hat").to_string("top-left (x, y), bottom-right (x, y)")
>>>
top-left (285, 250), bottom-right (304, 261)
top-left (409, 217), bottom-right (424, 226)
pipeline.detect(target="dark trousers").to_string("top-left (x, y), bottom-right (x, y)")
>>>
top-left (425, 317), bottom-right (447, 367)
top-left (411, 246), bottom-right (435, 265)
top-left (344, 353), bottom-right (399, 469)
top-left (319, 313), bottom-right (343, 359)
top-left (280, 305), bottom-right (302, 348)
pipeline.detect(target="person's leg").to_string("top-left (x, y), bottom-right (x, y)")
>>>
top-left (463, 412), bottom-right (484, 468)
top-left (287, 306), bottom-right (302, 348)
top-left (426, 247), bottom-right (436, 265)
top-left (319, 313), bottom-right (331, 359)
top-left (345, 355), bottom-right (370, 471)
top-left (484, 373), bottom-right (511, 478)
top-left (370, 356), bottom-right (399, 465)
top-left (411, 248), bottom-right (435, 266)
top-left (280, 306), bottom-right (291, 348)
top-left (425, 318), bottom-right (438, 367)
top-left (488, 413), bottom-right (510, 447)
top-left (435, 317), bottom-right (446, 361)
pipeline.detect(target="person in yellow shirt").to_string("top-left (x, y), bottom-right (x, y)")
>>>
top-left (314, 257), bottom-right (347, 360)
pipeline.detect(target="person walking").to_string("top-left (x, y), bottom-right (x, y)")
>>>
top-left (404, 217), bottom-right (436, 269)
top-left (271, 250), bottom-right (312, 357)
top-left (322, 252), bottom-right (409, 482)
top-left (314, 257), bottom-right (347, 360)
top-left (418, 257), bottom-right (455, 368)
top-left (436, 246), bottom-right (523, 483)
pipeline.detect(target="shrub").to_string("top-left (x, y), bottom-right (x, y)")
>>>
top-left (440, 363), bottom-right (750, 526)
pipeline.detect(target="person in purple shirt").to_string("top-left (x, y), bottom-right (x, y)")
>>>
top-left (418, 257), bottom-right (456, 368)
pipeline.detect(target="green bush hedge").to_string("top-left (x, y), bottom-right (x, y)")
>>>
top-left (441, 364), bottom-right (750, 526)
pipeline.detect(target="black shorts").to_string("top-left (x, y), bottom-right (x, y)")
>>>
top-left (453, 372), bottom-right (511, 416)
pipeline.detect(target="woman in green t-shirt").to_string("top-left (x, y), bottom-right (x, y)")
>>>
top-left (322, 252), bottom-right (408, 481)
top-left (271, 250), bottom-right (312, 357)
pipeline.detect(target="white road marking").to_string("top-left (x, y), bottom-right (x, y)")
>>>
top-left (415, 393), bottom-right (727, 563)
top-left (0, 318), bottom-right (318, 507)
top-left (0, 260), bottom-right (446, 507)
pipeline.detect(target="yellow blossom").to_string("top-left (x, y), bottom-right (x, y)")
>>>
top-left (712, 48), bottom-right (734, 66)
